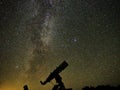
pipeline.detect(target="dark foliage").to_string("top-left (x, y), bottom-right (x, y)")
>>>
top-left (82, 85), bottom-right (120, 90)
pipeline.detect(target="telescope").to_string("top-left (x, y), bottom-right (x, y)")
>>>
top-left (40, 61), bottom-right (72, 90)
top-left (40, 61), bottom-right (68, 85)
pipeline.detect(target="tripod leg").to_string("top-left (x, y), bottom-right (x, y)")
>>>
top-left (52, 85), bottom-right (59, 90)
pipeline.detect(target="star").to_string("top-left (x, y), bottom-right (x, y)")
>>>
top-left (15, 65), bottom-right (19, 69)
top-left (73, 37), bottom-right (77, 42)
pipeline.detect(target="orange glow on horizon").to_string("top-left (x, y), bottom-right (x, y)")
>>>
top-left (0, 86), bottom-right (18, 90)
top-left (0, 83), bottom-right (22, 90)
top-left (0, 82), bottom-right (53, 90)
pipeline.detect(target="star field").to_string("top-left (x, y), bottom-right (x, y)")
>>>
top-left (0, 0), bottom-right (120, 90)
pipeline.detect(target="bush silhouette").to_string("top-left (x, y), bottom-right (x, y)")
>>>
top-left (82, 85), bottom-right (120, 90)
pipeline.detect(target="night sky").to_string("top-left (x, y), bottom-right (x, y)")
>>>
top-left (0, 0), bottom-right (120, 90)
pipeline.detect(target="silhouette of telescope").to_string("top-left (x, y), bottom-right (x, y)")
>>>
top-left (40, 61), bottom-right (68, 85)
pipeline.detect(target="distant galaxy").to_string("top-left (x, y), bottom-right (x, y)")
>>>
top-left (0, 0), bottom-right (120, 90)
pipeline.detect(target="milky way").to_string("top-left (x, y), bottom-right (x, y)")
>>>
top-left (16, 0), bottom-right (60, 84)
